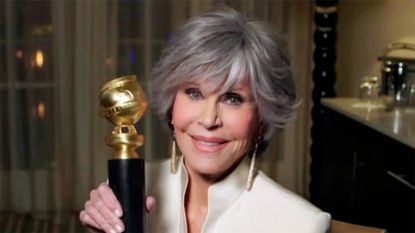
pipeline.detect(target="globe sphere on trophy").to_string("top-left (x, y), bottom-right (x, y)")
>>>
top-left (98, 75), bottom-right (147, 233)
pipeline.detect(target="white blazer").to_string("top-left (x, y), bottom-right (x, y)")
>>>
top-left (146, 158), bottom-right (331, 233)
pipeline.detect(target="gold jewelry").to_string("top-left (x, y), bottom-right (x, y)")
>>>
top-left (171, 137), bottom-right (179, 174)
top-left (246, 140), bottom-right (259, 191)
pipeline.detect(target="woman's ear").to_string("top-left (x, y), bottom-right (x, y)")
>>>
top-left (167, 106), bottom-right (174, 130)
top-left (257, 122), bottom-right (265, 140)
top-left (252, 122), bottom-right (264, 144)
top-left (168, 120), bottom-right (174, 131)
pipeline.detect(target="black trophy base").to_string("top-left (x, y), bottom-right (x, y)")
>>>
top-left (108, 159), bottom-right (145, 233)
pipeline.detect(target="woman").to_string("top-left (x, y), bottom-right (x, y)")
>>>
top-left (80, 8), bottom-right (331, 233)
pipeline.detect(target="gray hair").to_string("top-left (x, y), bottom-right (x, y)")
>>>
top-left (149, 8), bottom-right (297, 141)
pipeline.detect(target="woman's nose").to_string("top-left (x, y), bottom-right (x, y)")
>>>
top-left (198, 100), bottom-right (222, 129)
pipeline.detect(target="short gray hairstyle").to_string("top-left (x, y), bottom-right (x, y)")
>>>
top-left (149, 8), bottom-right (296, 141)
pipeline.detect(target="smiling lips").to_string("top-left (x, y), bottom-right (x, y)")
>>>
top-left (191, 135), bottom-right (229, 153)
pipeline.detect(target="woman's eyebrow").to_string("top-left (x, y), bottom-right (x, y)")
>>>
top-left (180, 81), bottom-right (200, 87)
top-left (223, 85), bottom-right (250, 93)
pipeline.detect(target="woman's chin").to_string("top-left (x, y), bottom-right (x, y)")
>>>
top-left (183, 157), bottom-right (242, 182)
top-left (183, 160), bottom-right (224, 179)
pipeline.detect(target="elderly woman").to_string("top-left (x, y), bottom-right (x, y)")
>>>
top-left (80, 8), bottom-right (331, 233)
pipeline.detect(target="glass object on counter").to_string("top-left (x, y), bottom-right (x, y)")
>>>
top-left (359, 76), bottom-right (380, 99)
top-left (357, 76), bottom-right (386, 110)
top-left (408, 72), bottom-right (415, 107)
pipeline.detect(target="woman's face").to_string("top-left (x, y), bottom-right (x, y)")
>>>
top-left (172, 79), bottom-right (260, 180)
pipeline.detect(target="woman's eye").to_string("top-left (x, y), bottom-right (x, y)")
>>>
top-left (184, 88), bottom-right (203, 100)
top-left (222, 93), bottom-right (243, 106)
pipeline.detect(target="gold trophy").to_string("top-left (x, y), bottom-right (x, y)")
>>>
top-left (99, 75), bottom-right (147, 233)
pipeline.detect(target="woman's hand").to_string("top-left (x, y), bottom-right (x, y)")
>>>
top-left (79, 182), bottom-right (156, 233)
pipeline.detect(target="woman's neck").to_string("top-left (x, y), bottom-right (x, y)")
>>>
top-left (184, 167), bottom-right (214, 233)
top-left (181, 157), bottom-right (244, 233)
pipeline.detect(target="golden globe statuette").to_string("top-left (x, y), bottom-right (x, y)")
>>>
top-left (99, 75), bottom-right (147, 233)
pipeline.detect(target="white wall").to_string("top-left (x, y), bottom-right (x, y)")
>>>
top-left (337, 0), bottom-right (415, 97)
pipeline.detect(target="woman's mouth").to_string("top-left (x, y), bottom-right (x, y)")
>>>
top-left (190, 135), bottom-right (228, 153)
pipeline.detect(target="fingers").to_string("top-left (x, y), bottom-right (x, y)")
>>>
top-left (146, 196), bottom-right (157, 213)
top-left (80, 182), bottom-right (125, 233)
top-left (84, 199), bottom-right (122, 233)
top-left (79, 210), bottom-right (100, 229)
top-left (80, 183), bottom-right (157, 233)
top-left (97, 183), bottom-right (123, 217)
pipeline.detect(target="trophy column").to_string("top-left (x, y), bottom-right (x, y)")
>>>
top-left (99, 75), bottom-right (148, 233)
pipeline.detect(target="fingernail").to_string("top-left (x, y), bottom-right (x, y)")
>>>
top-left (110, 229), bottom-right (117, 233)
top-left (114, 209), bottom-right (122, 217)
top-left (115, 224), bottom-right (123, 232)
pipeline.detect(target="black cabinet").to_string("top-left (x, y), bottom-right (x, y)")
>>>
top-left (310, 106), bottom-right (415, 232)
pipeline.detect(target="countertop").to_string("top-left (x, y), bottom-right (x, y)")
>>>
top-left (321, 98), bottom-right (415, 150)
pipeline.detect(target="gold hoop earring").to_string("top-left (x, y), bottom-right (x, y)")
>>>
top-left (171, 137), bottom-right (179, 174)
top-left (246, 139), bottom-right (260, 191)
